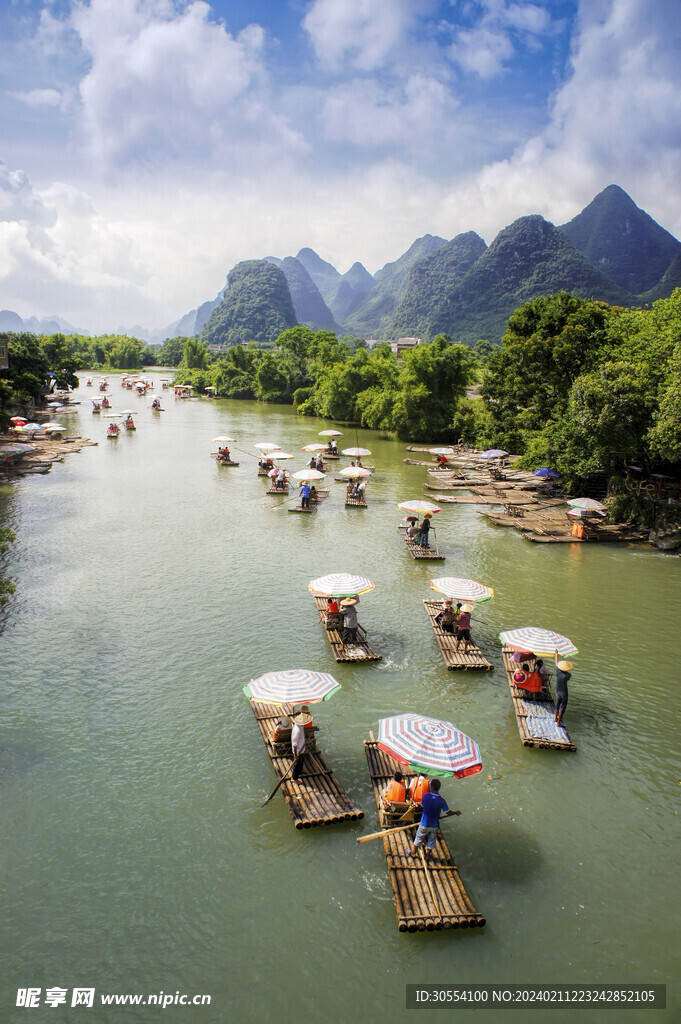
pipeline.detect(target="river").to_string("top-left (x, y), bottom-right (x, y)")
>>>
top-left (1, 372), bottom-right (679, 1024)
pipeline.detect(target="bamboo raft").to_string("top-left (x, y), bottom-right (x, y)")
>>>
top-left (266, 484), bottom-right (289, 494)
top-left (404, 458), bottom-right (453, 469)
top-left (501, 648), bottom-right (576, 751)
top-left (345, 494), bottom-right (367, 507)
top-left (257, 467), bottom-right (273, 476)
top-left (397, 524), bottom-right (445, 560)
top-left (311, 595), bottom-right (381, 662)
top-left (250, 700), bottom-right (364, 827)
top-left (423, 600), bottom-right (493, 671)
top-left (363, 739), bottom-right (485, 932)
top-left (289, 488), bottom-right (330, 513)
top-left (216, 458), bottom-right (239, 466)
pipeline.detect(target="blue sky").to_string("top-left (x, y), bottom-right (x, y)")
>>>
top-left (0, 0), bottom-right (679, 332)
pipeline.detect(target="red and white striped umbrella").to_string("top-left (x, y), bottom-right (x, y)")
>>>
top-left (244, 669), bottom-right (341, 705)
top-left (428, 447), bottom-right (456, 456)
top-left (499, 627), bottom-right (578, 657)
top-left (378, 714), bottom-right (482, 778)
top-left (429, 577), bottom-right (494, 603)
top-left (318, 430), bottom-right (343, 437)
top-left (309, 573), bottom-right (374, 596)
top-left (301, 443), bottom-right (327, 452)
top-left (254, 442), bottom-right (281, 451)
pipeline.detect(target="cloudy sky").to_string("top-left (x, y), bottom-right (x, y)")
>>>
top-left (1, 0), bottom-right (679, 332)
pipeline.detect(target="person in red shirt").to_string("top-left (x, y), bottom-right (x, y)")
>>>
top-left (454, 603), bottom-right (473, 653)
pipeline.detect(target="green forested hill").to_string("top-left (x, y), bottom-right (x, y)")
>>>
top-left (390, 231), bottom-right (488, 339)
top-left (560, 184), bottom-right (681, 295)
top-left (344, 234), bottom-right (447, 338)
top-left (200, 260), bottom-right (297, 347)
top-left (295, 248), bottom-right (342, 306)
top-left (427, 215), bottom-right (633, 344)
top-left (278, 257), bottom-right (339, 332)
top-left (641, 251), bottom-right (681, 304)
top-left (329, 261), bottom-right (375, 321)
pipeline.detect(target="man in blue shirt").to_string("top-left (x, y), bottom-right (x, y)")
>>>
top-left (300, 482), bottom-right (311, 509)
top-left (408, 778), bottom-right (460, 861)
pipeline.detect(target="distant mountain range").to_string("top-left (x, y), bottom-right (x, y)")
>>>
top-left (3, 185), bottom-right (680, 346)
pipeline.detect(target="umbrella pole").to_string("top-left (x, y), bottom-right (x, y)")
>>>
top-left (433, 526), bottom-right (439, 555)
top-left (419, 847), bottom-right (444, 923)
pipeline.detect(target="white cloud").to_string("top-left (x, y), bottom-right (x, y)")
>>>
top-left (8, 88), bottom-right (64, 108)
top-left (68, 0), bottom-right (305, 170)
top-left (448, 0), bottom-right (553, 78)
top-left (303, 0), bottom-right (421, 72)
top-left (0, 159), bottom-right (157, 329)
top-left (320, 74), bottom-right (459, 151)
top-left (440, 0), bottom-right (681, 237)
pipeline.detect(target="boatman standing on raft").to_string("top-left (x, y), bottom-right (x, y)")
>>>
top-left (408, 779), bottom-right (460, 862)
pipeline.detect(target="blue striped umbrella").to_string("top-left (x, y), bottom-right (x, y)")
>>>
top-left (532, 467), bottom-right (561, 479)
top-left (309, 573), bottom-right (374, 596)
top-left (429, 577), bottom-right (494, 603)
top-left (480, 449), bottom-right (508, 459)
top-left (378, 714), bottom-right (482, 779)
top-left (500, 627), bottom-right (578, 657)
top-left (244, 669), bottom-right (341, 705)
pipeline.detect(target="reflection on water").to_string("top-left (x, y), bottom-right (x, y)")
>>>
top-left (0, 373), bottom-right (679, 1024)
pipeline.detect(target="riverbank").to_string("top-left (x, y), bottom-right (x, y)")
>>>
top-left (0, 432), bottom-right (96, 478)
top-left (406, 446), bottom-right (650, 545)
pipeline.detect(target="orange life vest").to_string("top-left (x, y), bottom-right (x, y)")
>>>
top-left (384, 779), bottom-right (406, 803)
top-left (410, 776), bottom-right (430, 803)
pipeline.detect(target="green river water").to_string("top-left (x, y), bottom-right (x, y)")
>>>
top-left (1, 372), bottom-right (679, 1024)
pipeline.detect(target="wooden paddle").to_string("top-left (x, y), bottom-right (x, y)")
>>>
top-left (262, 758), bottom-right (297, 806)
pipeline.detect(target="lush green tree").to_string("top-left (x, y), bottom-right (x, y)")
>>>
top-left (159, 337), bottom-right (185, 366)
top-left (481, 293), bottom-right (613, 442)
top-left (255, 352), bottom-right (292, 403)
top-left (647, 342), bottom-right (681, 461)
top-left (3, 333), bottom-right (50, 402)
top-left (182, 337), bottom-right (209, 370)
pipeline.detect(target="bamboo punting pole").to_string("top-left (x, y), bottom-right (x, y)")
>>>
top-left (357, 822), bottom-right (419, 843)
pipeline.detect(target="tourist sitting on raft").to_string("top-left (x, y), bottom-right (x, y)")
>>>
top-left (407, 519), bottom-right (420, 541)
top-left (535, 658), bottom-right (551, 693)
top-left (315, 455), bottom-right (325, 472)
top-left (435, 599), bottom-right (460, 633)
top-left (319, 597), bottom-right (341, 627)
top-left (309, 456), bottom-right (316, 469)
top-left (408, 774), bottom-right (430, 805)
top-left (218, 446), bottom-right (230, 461)
top-left (513, 662), bottom-right (543, 698)
top-left (382, 771), bottom-right (407, 810)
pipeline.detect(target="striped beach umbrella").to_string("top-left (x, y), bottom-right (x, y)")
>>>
top-left (397, 500), bottom-right (442, 514)
top-left (244, 669), bottom-right (341, 705)
top-left (342, 447), bottom-right (372, 457)
top-left (480, 449), bottom-right (508, 459)
top-left (309, 573), bottom-right (374, 597)
top-left (429, 577), bottom-right (494, 603)
top-left (254, 442), bottom-right (281, 451)
top-left (428, 447), bottom-right (456, 456)
top-left (378, 714), bottom-right (482, 779)
top-left (318, 430), bottom-right (343, 437)
top-left (291, 469), bottom-right (325, 481)
top-left (338, 466), bottom-right (372, 478)
top-left (500, 627), bottom-right (578, 657)
top-left (567, 498), bottom-right (607, 511)
top-left (301, 443), bottom-right (327, 451)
